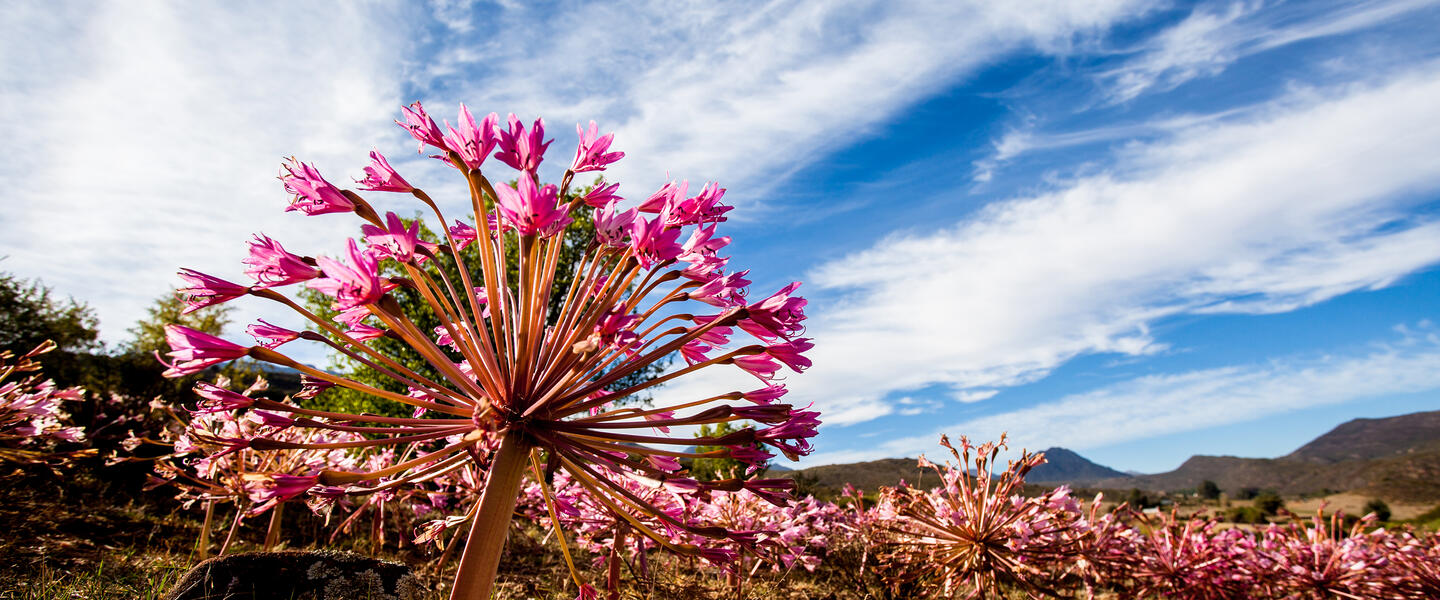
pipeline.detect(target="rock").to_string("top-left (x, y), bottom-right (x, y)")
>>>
top-left (162, 550), bottom-right (429, 600)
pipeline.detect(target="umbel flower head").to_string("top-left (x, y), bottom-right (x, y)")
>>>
top-left (160, 101), bottom-right (818, 599)
top-left (877, 435), bottom-right (1087, 599)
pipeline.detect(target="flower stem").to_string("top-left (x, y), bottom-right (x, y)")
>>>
top-left (449, 430), bottom-right (530, 600)
top-left (263, 501), bottom-right (285, 551)
top-left (197, 500), bottom-right (215, 560)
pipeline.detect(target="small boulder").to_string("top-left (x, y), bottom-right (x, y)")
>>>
top-left (162, 550), bottom-right (428, 600)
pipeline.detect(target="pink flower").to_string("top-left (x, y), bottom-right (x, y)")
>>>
top-left (744, 478), bottom-right (796, 506)
top-left (574, 584), bottom-right (599, 600)
top-left (629, 214), bottom-right (683, 269)
top-left (740, 282), bottom-right (806, 341)
top-left (668, 182), bottom-right (731, 226)
top-left (581, 181), bottom-right (621, 208)
top-left (734, 353), bottom-right (781, 381)
top-left (681, 341), bottom-right (712, 365)
top-left (176, 268), bottom-right (250, 314)
top-left (362, 212), bottom-right (422, 263)
top-left (243, 234), bottom-right (321, 287)
top-left (332, 306), bottom-right (370, 327)
top-left (492, 176), bottom-right (571, 237)
top-left (637, 180), bottom-right (683, 213)
top-left (441, 104), bottom-right (498, 170)
top-left (243, 473), bottom-right (320, 504)
top-left (689, 270), bottom-right (751, 307)
top-left (396, 101), bottom-right (446, 153)
top-left (680, 224), bottom-right (730, 263)
top-left (729, 446), bottom-right (775, 473)
top-left (743, 384), bottom-right (787, 404)
top-left (356, 150), bottom-right (413, 192)
top-left (593, 308), bottom-right (640, 349)
top-left (345, 322), bottom-right (387, 341)
top-left (309, 239), bottom-right (385, 311)
top-left (157, 324), bottom-right (249, 378)
top-left (294, 375), bottom-right (334, 400)
top-left (593, 202), bottom-right (636, 248)
top-left (731, 404), bottom-right (794, 425)
top-left (766, 338), bottom-right (813, 373)
top-left (280, 158), bottom-right (355, 216)
top-left (192, 382), bottom-right (255, 412)
top-left (246, 319), bottom-right (300, 348)
top-left (494, 114), bottom-right (552, 173)
top-left (448, 220), bottom-right (481, 250)
top-left (249, 409), bottom-right (296, 429)
top-left (757, 411), bottom-right (819, 459)
top-left (570, 120), bottom-right (624, 172)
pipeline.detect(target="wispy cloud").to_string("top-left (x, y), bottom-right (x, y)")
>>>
top-left (1098, 0), bottom-right (1437, 103)
top-left (802, 324), bottom-right (1440, 467)
top-left (422, 0), bottom-right (1158, 203)
top-left (780, 62), bottom-right (1440, 427)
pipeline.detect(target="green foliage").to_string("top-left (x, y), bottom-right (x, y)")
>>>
top-left (1125, 488), bottom-right (1160, 509)
top-left (301, 185), bottom-right (669, 417)
top-left (0, 270), bottom-right (102, 387)
top-left (790, 471), bottom-right (821, 498)
top-left (689, 421), bottom-right (771, 482)
top-left (1253, 491), bottom-right (1284, 515)
top-left (1234, 486), bottom-right (1261, 500)
top-left (1226, 506), bottom-right (1268, 524)
top-left (0, 270), bottom-right (101, 356)
top-left (124, 289), bottom-right (232, 356)
top-left (1199, 479), bottom-right (1221, 501)
top-left (1364, 498), bottom-right (1392, 522)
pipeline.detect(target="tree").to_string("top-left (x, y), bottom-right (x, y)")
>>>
top-left (0, 270), bottom-right (101, 356)
top-left (125, 288), bottom-right (233, 355)
top-left (0, 270), bottom-right (101, 386)
top-left (1363, 498), bottom-right (1392, 522)
top-left (690, 421), bottom-right (758, 481)
top-left (302, 186), bottom-right (670, 417)
top-left (1199, 479), bottom-right (1221, 501)
top-left (1253, 491), bottom-right (1284, 515)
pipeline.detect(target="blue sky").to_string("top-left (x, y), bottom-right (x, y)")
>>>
top-left (3, 1), bottom-right (1439, 473)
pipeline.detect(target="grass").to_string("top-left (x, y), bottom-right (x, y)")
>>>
top-left (0, 467), bottom-right (892, 599)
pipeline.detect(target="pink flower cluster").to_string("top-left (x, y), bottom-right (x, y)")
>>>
top-left (0, 341), bottom-right (85, 452)
top-left (853, 436), bottom-right (1440, 600)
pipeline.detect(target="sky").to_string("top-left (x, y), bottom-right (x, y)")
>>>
top-left (2, 0), bottom-right (1439, 473)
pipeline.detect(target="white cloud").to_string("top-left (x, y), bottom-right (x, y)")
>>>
top-left (787, 63), bottom-right (1440, 428)
top-left (1098, 0), bottom-right (1436, 102)
top-left (423, 0), bottom-right (1158, 203)
top-left (802, 326), bottom-right (1440, 467)
top-left (0, 3), bottom-right (417, 356)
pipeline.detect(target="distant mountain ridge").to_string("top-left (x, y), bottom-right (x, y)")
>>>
top-left (781, 409), bottom-right (1440, 502)
top-left (1027, 447), bottom-right (1130, 483)
top-left (1090, 409), bottom-right (1440, 501)
top-left (1284, 410), bottom-right (1440, 464)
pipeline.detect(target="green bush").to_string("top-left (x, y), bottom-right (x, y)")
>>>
top-left (1254, 492), bottom-right (1284, 515)
top-left (1364, 498), bottom-right (1392, 522)
top-left (1226, 506), bottom-right (1268, 524)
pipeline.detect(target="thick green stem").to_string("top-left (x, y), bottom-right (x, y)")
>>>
top-left (449, 431), bottom-right (530, 600)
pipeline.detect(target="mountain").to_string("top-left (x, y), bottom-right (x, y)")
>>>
top-left (780, 447), bottom-right (1126, 497)
top-left (1284, 411), bottom-right (1440, 464)
top-left (782, 458), bottom-right (927, 495)
top-left (778, 409), bottom-right (1440, 502)
top-left (1027, 447), bottom-right (1130, 484)
top-left (1090, 409), bottom-right (1440, 501)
